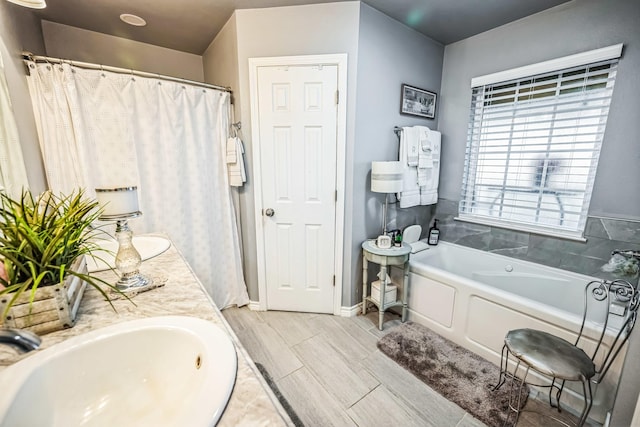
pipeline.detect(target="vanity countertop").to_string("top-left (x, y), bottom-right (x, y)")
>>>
top-left (0, 236), bottom-right (291, 427)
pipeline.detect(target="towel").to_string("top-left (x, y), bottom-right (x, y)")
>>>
top-left (420, 130), bottom-right (441, 205)
top-left (402, 127), bottom-right (420, 167)
top-left (418, 127), bottom-right (433, 169)
top-left (227, 137), bottom-right (246, 187)
top-left (226, 138), bottom-right (237, 163)
top-left (399, 126), bottom-right (421, 208)
top-left (416, 126), bottom-right (433, 186)
top-left (398, 126), bottom-right (441, 208)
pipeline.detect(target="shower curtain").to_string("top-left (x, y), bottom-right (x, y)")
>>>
top-left (0, 52), bottom-right (29, 197)
top-left (25, 60), bottom-right (249, 309)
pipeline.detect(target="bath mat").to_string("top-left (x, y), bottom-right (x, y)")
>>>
top-left (377, 322), bottom-right (528, 427)
top-left (254, 363), bottom-right (305, 427)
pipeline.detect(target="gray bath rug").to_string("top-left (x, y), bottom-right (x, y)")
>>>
top-left (377, 322), bottom-right (528, 427)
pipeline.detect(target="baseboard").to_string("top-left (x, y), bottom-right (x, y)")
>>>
top-left (249, 301), bottom-right (360, 316)
top-left (340, 303), bottom-right (362, 317)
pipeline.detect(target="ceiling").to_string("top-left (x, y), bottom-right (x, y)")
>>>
top-left (33, 0), bottom-right (572, 55)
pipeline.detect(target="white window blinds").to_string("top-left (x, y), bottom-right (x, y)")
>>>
top-left (459, 56), bottom-right (619, 239)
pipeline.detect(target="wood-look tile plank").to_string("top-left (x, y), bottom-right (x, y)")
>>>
top-left (516, 397), bottom-right (587, 427)
top-left (357, 310), bottom-right (403, 338)
top-left (347, 385), bottom-right (433, 427)
top-left (305, 315), bottom-right (373, 364)
top-left (331, 315), bottom-right (380, 350)
top-left (363, 350), bottom-right (467, 426)
top-left (293, 334), bottom-right (379, 409)
top-left (276, 367), bottom-right (357, 427)
top-left (456, 413), bottom-right (487, 427)
top-left (237, 321), bottom-right (303, 381)
top-left (259, 310), bottom-right (318, 346)
top-left (222, 306), bottom-right (264, 333)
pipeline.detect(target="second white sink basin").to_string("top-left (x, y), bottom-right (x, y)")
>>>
top-left (86, 235), bottom-right (171, 272)
top-left (0, 316), bottom-right (237, 427)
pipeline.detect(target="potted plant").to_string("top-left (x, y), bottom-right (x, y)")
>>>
top-left (0, 189), bottom-right (117, 334)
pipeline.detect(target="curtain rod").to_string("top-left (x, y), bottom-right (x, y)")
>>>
top-left (22, 52), bottom-right (232, 94)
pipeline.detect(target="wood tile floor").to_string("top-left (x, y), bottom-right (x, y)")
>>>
top-left (223, 307), bottom-right (590, 427)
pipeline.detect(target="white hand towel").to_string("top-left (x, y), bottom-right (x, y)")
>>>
top-left (419, 130), bottom-right (441, 205)
top-left (226, 137), bottom-right (237, 163)
top-left (402, 126), bottom-right (419, 167)
top-left (227, 137), bottom-right (246, 187)
top-left (398, 127), bottom-right (420, 208)
top-left (418, 127), bottom-right (433, 169)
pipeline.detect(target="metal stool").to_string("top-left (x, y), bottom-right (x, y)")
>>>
top-left (493, 279), bottom-right (639, 426)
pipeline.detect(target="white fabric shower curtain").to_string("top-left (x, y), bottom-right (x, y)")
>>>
top-left (26, 61), bottom-right (249, 309)
top-left (0, 52), bottom-right (29, 196)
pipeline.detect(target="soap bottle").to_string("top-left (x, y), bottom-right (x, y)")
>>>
top-left (428, 219), bottom-right (440, 245)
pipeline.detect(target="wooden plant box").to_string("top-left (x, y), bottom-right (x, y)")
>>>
top-left (0, 257), bottom-right (88, 335)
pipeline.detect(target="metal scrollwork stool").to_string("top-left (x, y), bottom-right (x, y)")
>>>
top-left (492, 279), bottom-right (639, 426)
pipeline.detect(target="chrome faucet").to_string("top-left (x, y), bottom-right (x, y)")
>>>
top-left (0, 328), bottom-right (41, 353)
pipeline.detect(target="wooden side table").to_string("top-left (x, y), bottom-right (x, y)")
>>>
top-left (361, 240), bottom-right (411, 330)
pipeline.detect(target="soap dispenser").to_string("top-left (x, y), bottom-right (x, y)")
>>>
top-left (428, 219), bottom-right (440, 246)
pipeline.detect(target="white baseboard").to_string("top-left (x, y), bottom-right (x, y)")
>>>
top-left (340, 303), bottom-right (362, 317)
top-left (248, 300), bottom-right (360, 316)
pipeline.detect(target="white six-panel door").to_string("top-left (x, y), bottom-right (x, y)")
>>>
top-left (255, 63), bottom-right (339, 313)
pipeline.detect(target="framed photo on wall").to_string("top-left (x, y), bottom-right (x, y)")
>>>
top-left (400, 84), bottom-right (437, 119)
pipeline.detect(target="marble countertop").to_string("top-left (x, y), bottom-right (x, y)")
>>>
top-left (0, 236), bottom-right (291, 427)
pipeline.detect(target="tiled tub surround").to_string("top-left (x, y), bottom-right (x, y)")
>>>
top-left (0, 236), bottom-right (290, 427)
top-left (434, 199), bottom-right (640, 282)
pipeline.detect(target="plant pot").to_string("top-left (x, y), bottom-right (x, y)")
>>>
top-left (0, 257), bottom-right (88, 335)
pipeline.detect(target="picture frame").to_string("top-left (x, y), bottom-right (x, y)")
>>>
top-left (400, 84), bottom-right (437, 119)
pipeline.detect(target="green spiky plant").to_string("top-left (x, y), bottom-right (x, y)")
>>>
top-left (0, 189), bottom-right (118, 317)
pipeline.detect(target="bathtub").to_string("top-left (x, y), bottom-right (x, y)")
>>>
top-left (407, 241), bottom-right (626, 424)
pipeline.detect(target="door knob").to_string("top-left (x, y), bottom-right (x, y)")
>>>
top-left (265, 208), bottom-right (275, 217)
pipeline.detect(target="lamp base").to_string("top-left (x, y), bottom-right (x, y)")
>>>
top-left (111, 275), bottom-right (166, 299)
top-left (116, 272), bottom-right (153, 292)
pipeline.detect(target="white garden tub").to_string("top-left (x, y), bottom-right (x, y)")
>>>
top-left (407, 241), bottom-right (626, 424)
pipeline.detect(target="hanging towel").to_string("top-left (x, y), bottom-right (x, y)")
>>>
top-left (417, 127), bottom-right (433, 169)
top-left (398, 126), bottom-right (441, 208)
top-left (227, 137), bottom-right (246, 187)
top-left (398, 126), bottom-right (421, 208)
top-left (226, 138), bottom-right (237, 163)
top-left (403, 127), bottom-right (420, 167)
top-left (416, 126), bottom-right (432, 187)
top-left (420, 130), bottom-right (441, 205)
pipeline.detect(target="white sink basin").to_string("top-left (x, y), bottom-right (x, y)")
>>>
top-left (0, 316), bottom-right (237, 427)
top-left (86, 235), bottom-right (171, 272)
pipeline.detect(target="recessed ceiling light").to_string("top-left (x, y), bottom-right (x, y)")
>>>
top-left (6, 0), bottom-right (46, 9)
top-left (120, 13), bottom-right (147, 27)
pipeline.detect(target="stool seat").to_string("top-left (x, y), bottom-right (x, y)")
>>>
top-left (506, 328), bottom-right (595, 381)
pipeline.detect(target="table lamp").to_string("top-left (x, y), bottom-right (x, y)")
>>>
top-left (371, 161), bottom-right (403, 247)
top-left (95, 186), bottom-right (153, 292)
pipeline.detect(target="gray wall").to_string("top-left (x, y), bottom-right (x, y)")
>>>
top-left (349, 3), bottom-right (443, 305)
top-left (215, 1), bottom-right (445, 307)
top-left (203, 14), bottom-right (240, 117)
top-left (436, 0), bottom-right (640, 423)
top-left (0, 2), bottom-right (47, 193)
top-left (438, 0), bottom-right (640, 221)
top-left (229, 2), bottom-right (362, 302)
top-left (42, 21), bottom-right (204, 81)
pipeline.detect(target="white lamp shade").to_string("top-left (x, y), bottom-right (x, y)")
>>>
top-left (6, 0), bottom-right (46, 9)
top-left (95, 187), bottom-right (140, 217)
top-left (371, 161), bottom-right (403, 193)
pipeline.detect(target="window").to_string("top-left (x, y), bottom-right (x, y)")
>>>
top-left (459, 45), bottom-right (622, 240)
